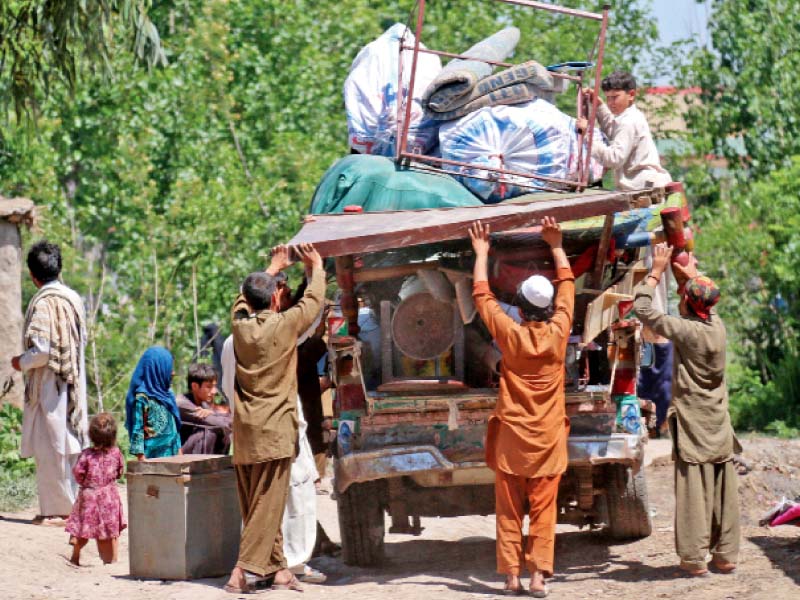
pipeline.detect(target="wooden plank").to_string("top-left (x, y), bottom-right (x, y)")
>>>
top-left (581, 285), bottom-right (634, 345)
top-left (334, 256), bottom-right (359, 336)
top-left (289, 192), bottom-right (634, 257)
top-left (380, 300), bottom-right (393, 384)
top-left (376, 379), bottom-right (467, 394)
top-left (590, 213), bottom-right (615, 289)
top-left (353, 261), bottom-right (440, 283)
top-left (453, 305), bottom-right (465, 381)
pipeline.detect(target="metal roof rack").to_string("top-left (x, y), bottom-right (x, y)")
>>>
top-left (395, 0), bottom-right (611, 192)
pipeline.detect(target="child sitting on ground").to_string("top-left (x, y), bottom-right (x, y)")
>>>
top-left (66, 413), bottom-right (127, 566)
top-left (577, 71), bottom-right (671, 191)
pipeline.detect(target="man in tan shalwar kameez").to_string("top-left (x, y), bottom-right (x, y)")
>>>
top-left (224, 243), bottom-right (324, 594)
top-left (634, 243), bottom-right (740, 577)
top-left (470, 217), bottom-right (573, 598)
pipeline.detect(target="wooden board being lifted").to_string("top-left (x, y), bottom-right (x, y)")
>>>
top-left (581, 260), bottom-right (648, 345)
top-left (288, 190), bottom-right (635, 257)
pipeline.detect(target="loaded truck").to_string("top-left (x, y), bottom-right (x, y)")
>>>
top-left (288, 182), bottom-right (691, 566)
top-left (285, 0), bottom-right (687, 567)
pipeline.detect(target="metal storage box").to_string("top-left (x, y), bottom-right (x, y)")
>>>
top-left (127, 454), bottom-right (241, 580)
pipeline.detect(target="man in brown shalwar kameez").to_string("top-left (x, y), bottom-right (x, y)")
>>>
top-left (634, 243), bottom-right (741, 577)
top-left (224, 243), bottom-right (325, 594)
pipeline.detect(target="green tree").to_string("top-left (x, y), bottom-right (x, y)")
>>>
top-left (672, 1), bottom-right (800, 432)
top-left (685, 0), bottom-right (800, 179)
top-left (696, 157), bottom-right (800, 431)
top-left (1, 0), bottom-right (659, 415)
top-left (0, 0), bottom-right (164, 120)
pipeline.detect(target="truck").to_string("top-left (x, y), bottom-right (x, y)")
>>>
top-left (289, 183), bottom-right (690, 567)
top-left (285, 0), bottom-right (689, 568)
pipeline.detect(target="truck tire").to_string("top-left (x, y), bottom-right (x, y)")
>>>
top-left (337, 480), bottom-right (386, 567)
top-left (605, 464), bottom-right (652, 539)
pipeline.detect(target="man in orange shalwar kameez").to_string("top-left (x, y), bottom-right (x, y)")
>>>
top-left (469, 217), bottom-right (574, 598)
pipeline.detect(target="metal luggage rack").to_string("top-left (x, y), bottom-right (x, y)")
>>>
top-left (396, 0), bottom-right (610, 193)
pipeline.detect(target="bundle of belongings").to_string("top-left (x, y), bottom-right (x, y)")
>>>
top-left (759, 497), bottom-right (800, 528)
top-left (344, 23), bottom-right (442, 157)
top-left (343, 23), bottom-right (604, 203)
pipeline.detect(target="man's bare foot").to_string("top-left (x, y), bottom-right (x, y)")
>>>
top-left (529, 570), bottom-right (548, 597)
top-left (224, 566), bottom-right (248, 593)
top-left (272, 568), bottom-right (304, 591)
top-left (503, 574), bottom-right (522, 595)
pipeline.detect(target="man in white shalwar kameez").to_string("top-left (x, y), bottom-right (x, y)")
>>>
top-left (11, 241), bottom-right (88, 523)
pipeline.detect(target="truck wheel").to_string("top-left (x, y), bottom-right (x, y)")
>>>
top-left (605, 464), bottom-right (652, 539)
top-left (337, 480), bottom-right (386, 567)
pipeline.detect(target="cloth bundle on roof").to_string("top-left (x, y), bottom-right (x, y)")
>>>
top-left (439, 99), bottom-right (605, 202)
top-left (428, 61), bottom-right (565, 121)
top-left (422, 27), bottom-right (520, 113)
top-left (344, 24), bottom-right (442, 156)
top-left (309, 154), bottom-right (483, 214)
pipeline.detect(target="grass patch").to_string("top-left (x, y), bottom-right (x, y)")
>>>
top-left (0, 404), bottom-right (37, 512)
top-left (0, 474), bottom-right (37, 513)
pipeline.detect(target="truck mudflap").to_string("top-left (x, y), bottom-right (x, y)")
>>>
top-left (334, 434), bottom-right (644, 494)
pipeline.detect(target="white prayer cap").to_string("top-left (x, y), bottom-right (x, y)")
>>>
top-left (520, 275), bottom-right (554, 308)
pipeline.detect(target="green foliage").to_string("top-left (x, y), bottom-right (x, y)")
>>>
top-left (684, 0), bottom-right (800, 179)
top-left (0, 404), bottom-right (35, 479)
top-left (695, 157), bottom-right (800, 432)
top-left (0, 1), bottom-right (659, 417)
top-left (664, 0), bottom-right (800, 434)
top-left (0, 0), bottom-right (165, 122)
top-left (0, 404), bottom-right (37, 511)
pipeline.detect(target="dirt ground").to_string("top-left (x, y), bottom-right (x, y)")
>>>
top-left (1, 437), bottom-right (798, 600)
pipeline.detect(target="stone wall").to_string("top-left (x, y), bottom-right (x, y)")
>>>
top-left (0, 220), bottom-right (23, 407)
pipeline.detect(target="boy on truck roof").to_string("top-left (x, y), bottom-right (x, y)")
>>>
top-left (578, 71), bottom-right (672, 191)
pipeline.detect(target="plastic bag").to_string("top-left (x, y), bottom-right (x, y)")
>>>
top-left (344, 24), bottom-right (442, 157)
top-left (438, 99), bottom-right (605, 202)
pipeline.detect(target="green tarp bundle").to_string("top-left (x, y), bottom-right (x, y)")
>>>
top-left (309, 154), bottom-right (482, 214)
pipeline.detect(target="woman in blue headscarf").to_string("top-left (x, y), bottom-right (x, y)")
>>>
top-left (125, 346), bottom-right (182, 459)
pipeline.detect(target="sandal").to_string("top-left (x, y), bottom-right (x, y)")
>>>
top-left (529, 585), bottom-right (549, 598)
top-left (711, 558), bottom-right (736, 573)
top-left (223, 572), bottom-right (271, 594)
top-left (502, 577), bottom-right (524, 595)
top-left (272, 573), bottom-right (304, 592)
top-left (678, 562), bottom-right (709, 577)
top-left (299, 566), bottom-right (327, 584)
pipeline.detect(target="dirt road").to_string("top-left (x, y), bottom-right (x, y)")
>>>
top-left (1, 437), bottom-right (797, 600)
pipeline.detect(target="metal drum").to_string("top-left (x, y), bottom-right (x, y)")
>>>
top-left (391, 292), bottom-right (455, 360)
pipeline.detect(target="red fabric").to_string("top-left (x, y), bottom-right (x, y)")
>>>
top-left (771, 504), bottom-right (800, 527)
top-left (684, 275), bottom-right (720, 320)
top-left (489, 245), bottom-right (597, 295)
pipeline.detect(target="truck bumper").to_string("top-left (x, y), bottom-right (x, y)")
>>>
top-left (567, 434), bottom-right (644, 466)
top-left (334, 434), bottom-right (644, 494)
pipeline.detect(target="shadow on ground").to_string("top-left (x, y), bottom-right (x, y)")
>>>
top-left (312, 527), bottom-right (642, 595)
top-left (748, 534), bottom-right (800, 585)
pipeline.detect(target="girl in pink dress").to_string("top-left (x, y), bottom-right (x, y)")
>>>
top-left (66, 413), bottom-right (127, 565)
